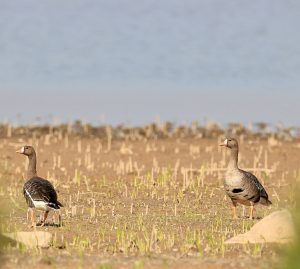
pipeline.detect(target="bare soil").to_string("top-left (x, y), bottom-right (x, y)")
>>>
top-left (0, 134), bottom-right (298, 268)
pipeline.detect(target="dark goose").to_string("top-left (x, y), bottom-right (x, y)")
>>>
top-left (219, 138), bottom-right (271, 219)
top-left (16, 146), bottom-right (63, 227)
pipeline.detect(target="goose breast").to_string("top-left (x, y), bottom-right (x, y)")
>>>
top-left (224, 170), bottom-right (261, 203)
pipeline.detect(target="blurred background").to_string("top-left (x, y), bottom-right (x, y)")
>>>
top-left (0, 0), bottom-right (299, 127)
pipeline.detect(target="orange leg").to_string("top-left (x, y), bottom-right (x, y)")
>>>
top-left (55, 210), bottom-right (63, 227)
top-left (58, 210), bottom-right (62, 227)
top-left (28, 208), bottom-right (36, 228)
top-left (26, 208), bottom-right (30, 221)
top-left (249, 203), bottom-right (254, 220)
top-left (231, 200), bottom-right (238, 219)
top-left (40, 211), bottom-right (49, 226)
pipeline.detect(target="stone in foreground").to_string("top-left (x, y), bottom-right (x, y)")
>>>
top-left (225, 210), bottom-right (295, 244)
top-left (2, 231), bottom-right (53, 248)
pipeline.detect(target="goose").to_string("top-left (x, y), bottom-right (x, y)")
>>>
top-left (220, 138), bottom-right (271, 219)
top-left (16, 146), bottom-right (63, 227)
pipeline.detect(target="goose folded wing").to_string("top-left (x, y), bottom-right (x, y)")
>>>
top-left (24, 177), bottom-right (58, 203)
top-left (243, 171), bottom-right (269, 196)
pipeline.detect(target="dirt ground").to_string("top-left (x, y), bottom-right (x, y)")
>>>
top-left (0, 133), bottom-right (298, 268)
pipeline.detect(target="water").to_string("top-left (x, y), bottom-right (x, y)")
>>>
top-left (0, 0), bottom-right (299, 125)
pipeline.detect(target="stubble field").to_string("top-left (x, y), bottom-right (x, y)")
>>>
top-left (0, 123), bottom-right (299, 269)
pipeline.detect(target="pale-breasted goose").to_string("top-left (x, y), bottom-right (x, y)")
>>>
top-left (16, 146), bottom-right (63, 227)
top-left (220, 138), bottom-right (271, 219)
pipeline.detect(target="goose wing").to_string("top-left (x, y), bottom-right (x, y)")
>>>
top-left (23, 177), bottom-right (62, 209)
top-left (242, 171), bottom-right (271, 204)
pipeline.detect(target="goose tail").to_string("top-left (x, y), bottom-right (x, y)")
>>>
top-left (260, 197), bottom-right (272, 206)
top-left (48, 200), bottom-right (63, 209)
top-left (56, 200), bottom-right (63, 208)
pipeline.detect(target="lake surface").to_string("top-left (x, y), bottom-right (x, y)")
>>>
top-left (0, 0), bottom-right (299, 125)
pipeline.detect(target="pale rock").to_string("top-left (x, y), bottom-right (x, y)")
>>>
top-left (2, 231), bottom-right (53, 248)
top-left (225, 210), bottom-right (295, 244)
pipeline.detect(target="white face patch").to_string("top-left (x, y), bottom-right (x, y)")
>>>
top-left (21, 146), bottom-right (25, 154)
top-left (224, 139), bottom-right (228, 146)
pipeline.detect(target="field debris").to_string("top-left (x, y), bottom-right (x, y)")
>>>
top-left (225, 210), bottom-right (295, 244)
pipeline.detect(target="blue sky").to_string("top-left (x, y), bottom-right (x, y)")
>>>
top-left (0, 0), bottom-right (299, 126)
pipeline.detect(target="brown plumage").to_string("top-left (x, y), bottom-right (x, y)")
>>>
top-left (220, 138), bottom-right (271, 219)
top-left (16, 146), bottom-right (63, 227)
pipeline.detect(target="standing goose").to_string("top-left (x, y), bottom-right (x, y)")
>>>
top-left (16, 146), bottom-right (63, 227)
top-left (220, 138), bottom-right (271, 219)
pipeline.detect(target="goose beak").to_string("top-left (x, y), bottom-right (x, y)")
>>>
top-left (219, 139), bottom-right (228, 147)
top-left (16, 147), bottom-right (25, 154)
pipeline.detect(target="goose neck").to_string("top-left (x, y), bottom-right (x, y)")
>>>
top-left (27, 153), bottom-right (37, 179)
top-left (227, 148), bottom-right (239, 170)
